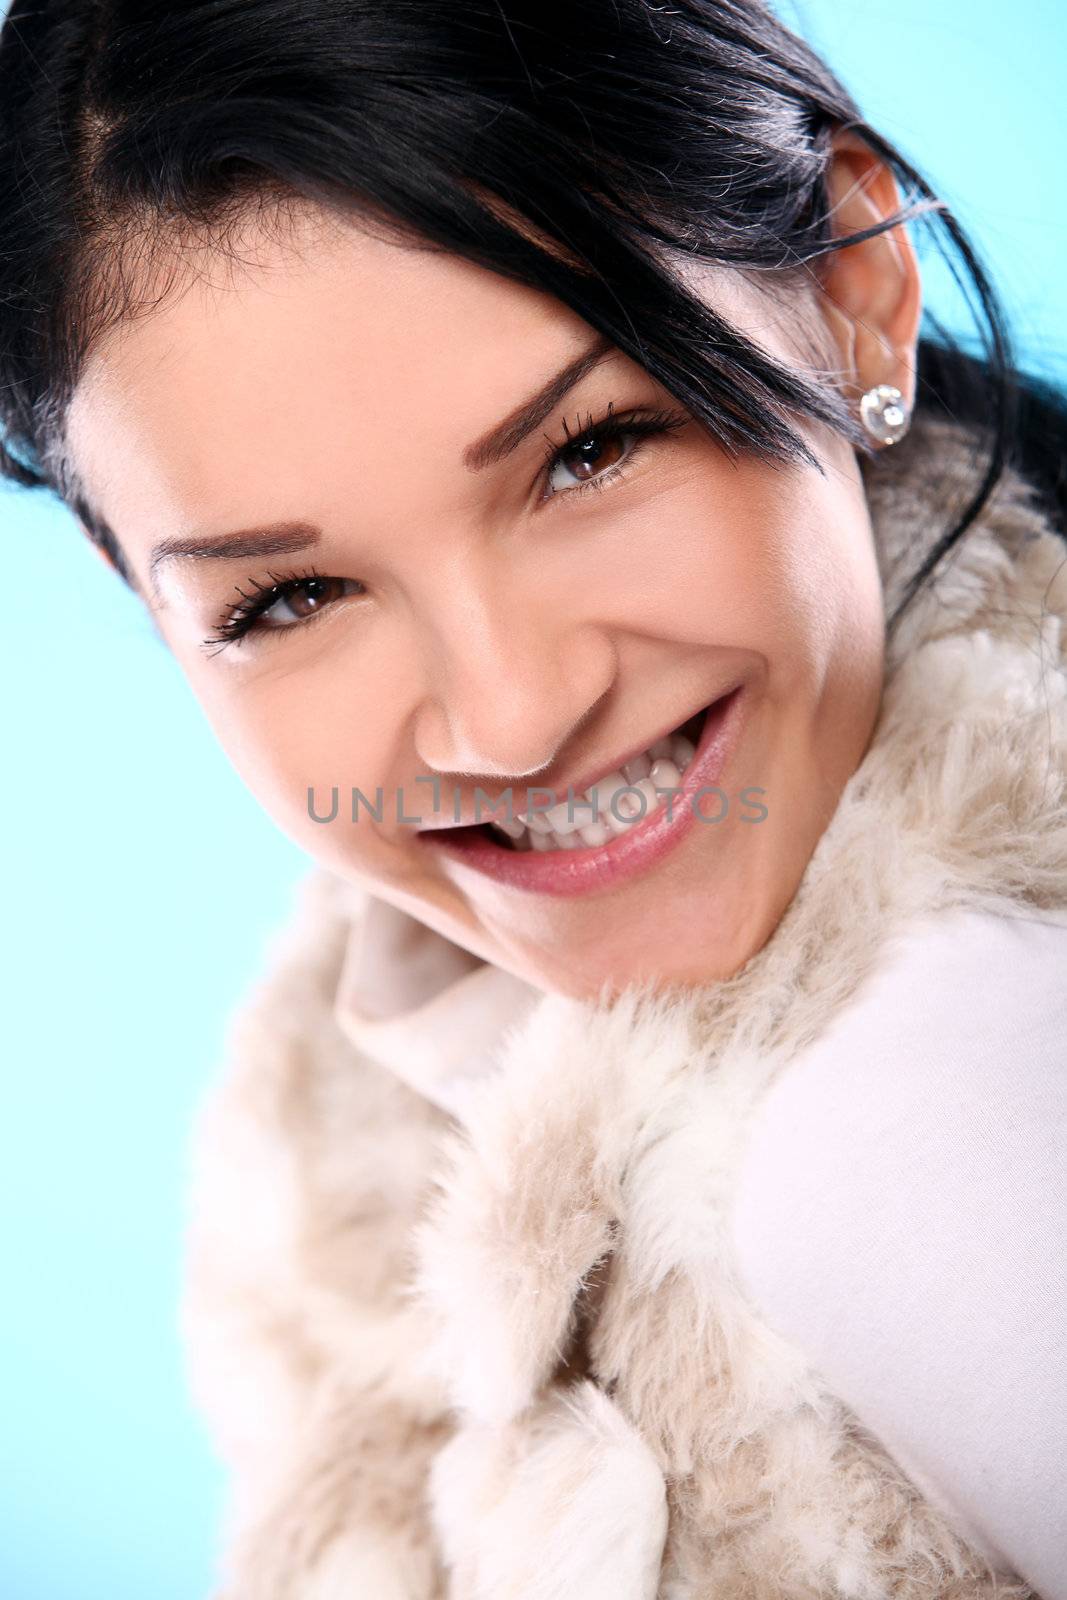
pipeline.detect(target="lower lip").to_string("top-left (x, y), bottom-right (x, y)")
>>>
top-left (418, 683), bottom-right (749, 897)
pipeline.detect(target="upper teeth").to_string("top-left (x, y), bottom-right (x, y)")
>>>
top-left (491, 727), bottom-right (698, 852)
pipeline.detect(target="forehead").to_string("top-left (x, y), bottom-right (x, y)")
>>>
top-left (63, 207), bottom-right (600, 539)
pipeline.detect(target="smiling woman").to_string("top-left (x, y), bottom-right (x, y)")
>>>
top-left (1, 1), bottom-right (1065, 1597)
top-left (61, 201), bottom-right (896, 996)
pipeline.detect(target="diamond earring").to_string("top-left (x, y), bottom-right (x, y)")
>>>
top-left (859, 384), bottom-right (910, 446)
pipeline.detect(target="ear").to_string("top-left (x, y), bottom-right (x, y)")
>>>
top-left (814, 127), bottom-right (923, 417)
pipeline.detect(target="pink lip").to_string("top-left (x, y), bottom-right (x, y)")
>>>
top-left (417, 683), bottom-right (750, 897)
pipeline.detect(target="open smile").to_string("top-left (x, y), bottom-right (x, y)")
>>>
top-left (417, 682), bottom-right (749, 897)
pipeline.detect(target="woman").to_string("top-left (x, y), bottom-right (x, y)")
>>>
top-left (1, 0), bottom-right (1064, 1595)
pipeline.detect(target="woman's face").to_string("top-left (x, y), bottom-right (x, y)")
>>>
top-left (66, 206), bottom-right (889, 1000)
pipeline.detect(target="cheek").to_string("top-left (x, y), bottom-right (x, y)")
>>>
top-left (603, 463), bottom-right (875, 681)
top-left (172, 642), bottom-right (391, 850)
top-left (724, 461), bottom-right (881, 683)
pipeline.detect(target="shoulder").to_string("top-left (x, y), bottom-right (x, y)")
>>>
top-left (728, 904), bottom-right (1067, 1593)
top-left (729, 903), bottom-right (1067, 1282)
top-left (729, 905), bottom-right (1067, 1307)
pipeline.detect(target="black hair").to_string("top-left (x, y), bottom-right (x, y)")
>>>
top-left (0, 0), bottom-right (1064, 641)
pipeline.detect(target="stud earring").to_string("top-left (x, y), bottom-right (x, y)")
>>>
top-left (859, 384), bottom-right (910, 446)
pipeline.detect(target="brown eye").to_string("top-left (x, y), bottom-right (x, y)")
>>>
top-left (546, 429), bottom-right (632, 494)
top-left (538, 404), bottom-right (691, 510)
top-left (252, 574), bottom-right (366, 632)
top-left (204, 569), bottom-right (369, 654)
top-left (270, 575), bottom-right (347, 622)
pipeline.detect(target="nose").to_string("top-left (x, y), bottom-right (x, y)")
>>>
top-left (412, 578), bottom-right (617, 783)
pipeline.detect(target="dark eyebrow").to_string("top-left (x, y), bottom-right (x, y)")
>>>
top-left (147, 329), bottom-right (618, 599)
top-left (462, 330), bottom-right (617, 471)
top-left (148, 521), bottom-right (321, 604)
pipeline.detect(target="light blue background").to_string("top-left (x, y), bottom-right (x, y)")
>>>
top-left (1, 3), bottom-right (1064, 1596)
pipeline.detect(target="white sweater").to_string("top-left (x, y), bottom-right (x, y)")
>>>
top-left (334, 893), bottom-right (1067, 1597)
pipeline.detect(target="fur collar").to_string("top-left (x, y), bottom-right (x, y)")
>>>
top-left (182, 406), bottom-right (1066, 1599)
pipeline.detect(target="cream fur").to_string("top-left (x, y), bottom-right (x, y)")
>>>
top-left (181, 409), bottom-right (1065, 1597)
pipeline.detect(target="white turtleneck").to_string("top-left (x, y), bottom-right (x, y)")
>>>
top-left (333, 897), bottom-right (1067, 1599)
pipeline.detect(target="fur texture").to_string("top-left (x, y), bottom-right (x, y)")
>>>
top-left (181, 409), bottom-right (1066, 1598)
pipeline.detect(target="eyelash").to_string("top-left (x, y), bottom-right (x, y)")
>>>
top-left (201, 400), bottom-right (689, 653)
